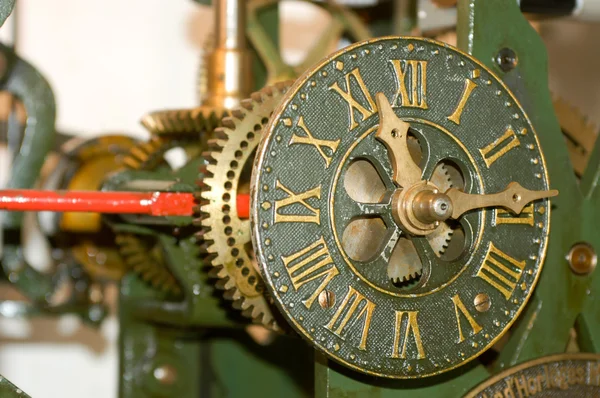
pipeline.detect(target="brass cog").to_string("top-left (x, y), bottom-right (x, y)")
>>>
top-left (140, 106), bottom-right (225, 138)
top-left (386, 139), bottom-right (463, 284)
top-left (115, 107), bottom-right (223, 296)
top-left (198, 82), bottom-right (292, 331)
top-left (387, 163), bottom-right (460, 284)
top-left (553, 95), bottom-right (599, 177)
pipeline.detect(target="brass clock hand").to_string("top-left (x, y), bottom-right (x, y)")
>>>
top-left (410, 181), bottom-right (558, 224)
top-left (374, 92), bottom-right (422, 188)
top-left (444, 181), bottom-right (558, 219)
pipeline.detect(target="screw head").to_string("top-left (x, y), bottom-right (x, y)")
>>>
top-left (318, 290), bottom-right (336, 309)
top-left (495, 48), bottom-right (518, 72)
top-left (474, 293), bottom-right (491, 312)
top-left (153, 364), bottom-right (177, 385)
top-left (567, 242), bottom-right (597, 275)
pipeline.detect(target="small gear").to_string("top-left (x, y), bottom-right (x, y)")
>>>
top-left (553, 95), bottom-right (599, 177)
top-left (114, 107), bottom-right (222, 297)
top-left (198, 82), bottom-right (292, 331)
top-left (386, 137), bottom-right (463, 283)
top-left (140, 106), bottom-right (225, 138)
top-left (387, 163), bottom-right (460, 284)
top-left (425, 162), bottom-right (458, 256)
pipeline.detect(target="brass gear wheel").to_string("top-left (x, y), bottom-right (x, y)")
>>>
top-left (198, 82), bottom-right (292, 331)
top-left (115, 107), bottom-right (224, 296)
top-left (553, 95), bottom-right (599, 177)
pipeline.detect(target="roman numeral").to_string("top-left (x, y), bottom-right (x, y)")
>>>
top-left (325, 286), bottom-right (376, 351)
top-left (329, 68), bottom-right (377, 130)
top-left (391, 311), bottom-right (426, 359)
top-left (281, 236), bottom-right (340, 309)
top-left (479, 127), bottom-right (521, 168)
top-left (494, 203), bottom-right (534, 226)
top-left (447, 79), bottom-right (478, 125)
top-left (273, 180), bottom-right (321, 224)
top-left (451, 294), bottom-right (482, 343)
top-left (289, 116), bottom-right (340, 168)
top-left (390, 60), bottom-right (428, 109)
top-left (477, 242), bottom-right (526, 300)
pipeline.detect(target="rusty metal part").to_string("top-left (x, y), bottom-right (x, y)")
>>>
top-left (198, 82), bottom-right (292, 331)
top-left (553, 96), bottom-right (599, 177)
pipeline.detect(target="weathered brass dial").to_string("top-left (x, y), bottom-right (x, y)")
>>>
top-left (465, 354), bottom-right (600, 397)
top-left (252, 37), bottom-right (555, 378)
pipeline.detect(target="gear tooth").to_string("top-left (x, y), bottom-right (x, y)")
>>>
top-left (238, 297), bottom-right (254, 312)
top-left (221, 118), bottom-right (237, 129)
top-left (241, 98), bottom-right (255, 111)
top-left (206, 164), bottom-right (218, 176)
top-left (213, 127), bottom-right (229, 141)
top-left (249, 91), bottom-right (264, 105)
top-left (196, 227), bottom-right (210, 239)
top-left (231, 108), bottom-right (246, 120)
top-left (197, 82), bottom-right (293, 331)
top-left (225, 288), bottom-right (243, 302)
top-left (208, 266), bottom-right (224, 278)
top-left (261, 85), bottom-right (274, 97)
top-left (275, 80), bottom-right (294, 93)
top-left (215, 277), bottom-right (232, 291)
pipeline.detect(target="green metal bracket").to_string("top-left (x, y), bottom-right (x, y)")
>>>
top-left (456, 0), bottom-right (600, 374)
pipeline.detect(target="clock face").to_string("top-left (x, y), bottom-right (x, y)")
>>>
top-left (251, 37), bottom-right (551, 378)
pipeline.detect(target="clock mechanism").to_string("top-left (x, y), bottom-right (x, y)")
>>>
top-left (0, 0), bottom-right (598, 397)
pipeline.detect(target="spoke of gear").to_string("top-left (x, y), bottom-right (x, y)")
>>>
top-left (197, 82), bottom-right (292, 331)
top-left (114, 108), bottom-right (223, 297)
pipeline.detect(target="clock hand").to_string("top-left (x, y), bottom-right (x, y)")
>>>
top-left (444, 181), bottom-right (558, 219)
top-left (411, 181), bottom-right (558, 223)
top-left (374, 92), bottom-right (422, 188)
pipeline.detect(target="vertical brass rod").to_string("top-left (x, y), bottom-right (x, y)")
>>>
top-left (204, 0), bottom-right (253, 109)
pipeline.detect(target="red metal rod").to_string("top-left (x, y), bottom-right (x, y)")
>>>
top-left (0, 190), bottom-right (251, 219)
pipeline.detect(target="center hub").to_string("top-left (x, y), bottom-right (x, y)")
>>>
top-left (392, 181), bottom-right (452, 236)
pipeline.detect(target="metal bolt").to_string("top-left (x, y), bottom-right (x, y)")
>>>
top-left (474, 293), bottom-right (491, 312)
top-left (153, 364), bottom-right (177, 385)
top-left (318, 290), bottom-right (336, 309)
top-left (495, 48), bottom-right (518, 72)
top-left (566, 242), bottom-right (597, 275)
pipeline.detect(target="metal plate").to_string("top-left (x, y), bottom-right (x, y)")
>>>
top-left (465, 354), bottom-right (600, 397)
top-left (251, 37), bottom-right (551, 378)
